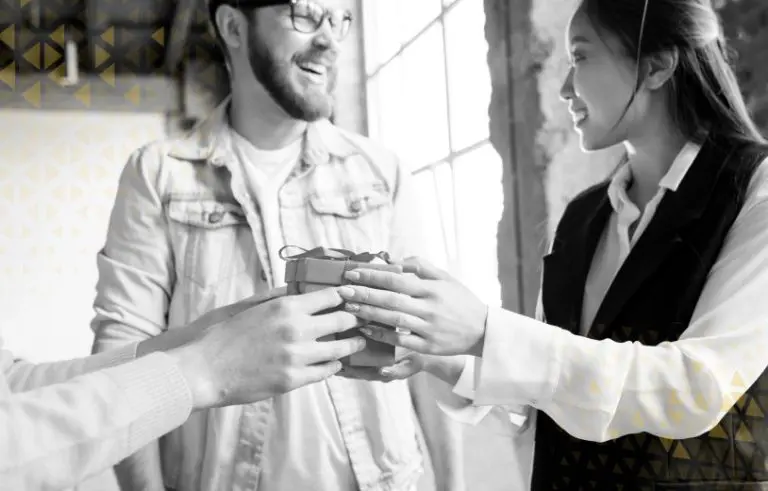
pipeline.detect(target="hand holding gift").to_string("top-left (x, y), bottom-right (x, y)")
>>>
top-left (337, 257), bottom-right (489, 358)
top-left (281, 246), bottom-right (417, 368)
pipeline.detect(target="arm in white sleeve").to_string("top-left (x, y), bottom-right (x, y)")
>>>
top-left (446, 285), bottom-right (550, 428)
top-left (0, 351), bottom-right (192, 490)
top-left (468, 196), bottom-right (768, 442)
top-left (5, 344), bottom-right (137, 392)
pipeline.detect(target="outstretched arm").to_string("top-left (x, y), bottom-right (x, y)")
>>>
top-left (339, 190), bottom-right (768, 443)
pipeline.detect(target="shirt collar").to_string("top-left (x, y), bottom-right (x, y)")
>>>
top-left (607, 141), bottom-right (702, 213)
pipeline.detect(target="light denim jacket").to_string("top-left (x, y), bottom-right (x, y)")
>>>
top-left (90, 100), bottom-right (465, 491)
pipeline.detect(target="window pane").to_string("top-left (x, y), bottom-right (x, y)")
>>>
top-left (444, 0), bottom-right (492, 151)
top-left (365, 75), bottom-right (384, 144)
top-left (363, 0), bottom-right (402, 74)
top-left (367, 57), bottom-right (405, 161)
top-left (433, 162), bottom-right (459, 268)
top-left (411, 166), bottom-right (451, 270)
top-left (452, 142), bottom-right (503, 307)
top-left (363, 0), bottom-right (442, 74)
top-left (369, 24), bottom-right (450, 169)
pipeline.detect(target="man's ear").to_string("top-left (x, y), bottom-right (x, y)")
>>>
top-left (216, 4), bottom-right (246, 51)
top-left (642, 47), bottom-right (679, 91)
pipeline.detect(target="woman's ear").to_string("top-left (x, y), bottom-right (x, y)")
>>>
top-left (643, 47), bottom-right (679, 91)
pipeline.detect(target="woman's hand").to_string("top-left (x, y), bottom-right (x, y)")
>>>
top-left (337, 351), bottom-right (467, 387)
top-left (337, 349), bottom-right (427, 382)
top-left (337, 257), bottom-right (488, 357)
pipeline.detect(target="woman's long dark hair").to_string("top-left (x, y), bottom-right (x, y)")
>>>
top-left (578, 0), bottom-right (766, 146)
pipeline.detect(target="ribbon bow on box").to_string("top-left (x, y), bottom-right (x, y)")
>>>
top-left (280, 245), bottom-right (405, 367)
top-left (280, 245), bottom-right (409, 294)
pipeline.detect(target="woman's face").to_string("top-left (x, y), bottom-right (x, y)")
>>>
top-left (560, 9), bottom-right (646, 151)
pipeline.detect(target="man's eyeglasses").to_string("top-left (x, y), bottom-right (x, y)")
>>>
top-left (233, 0), bottom-right (353, 41)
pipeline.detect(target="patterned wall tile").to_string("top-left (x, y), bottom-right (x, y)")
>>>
top-left (0, 109), bottom-right (165, 362)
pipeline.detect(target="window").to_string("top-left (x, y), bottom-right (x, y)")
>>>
top-left (363, 0), bottom-right (503, 306)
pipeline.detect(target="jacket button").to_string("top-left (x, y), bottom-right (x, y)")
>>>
top-left (349, 199), bottom-right (365, 213)
top-left (209, 211), bottom-right (223, 224)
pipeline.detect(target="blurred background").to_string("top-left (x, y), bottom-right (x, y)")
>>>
top-left (0, 0), bottom-right (765, 489)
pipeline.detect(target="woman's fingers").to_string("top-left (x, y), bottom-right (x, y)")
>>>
top-left (343, 268), bottom-right (431, 298)
top-left (338, 284), bottom-right (427, 320)
top-left (358, 325), bottom-right (433, 354)
top-left (343, 301), bottom-right (427, 335)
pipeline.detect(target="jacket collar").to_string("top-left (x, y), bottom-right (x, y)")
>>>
top-left (166, 95), bottom-right (359, 167)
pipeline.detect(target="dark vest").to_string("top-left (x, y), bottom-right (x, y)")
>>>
top-left (532, 135), bottom-right (768, 490)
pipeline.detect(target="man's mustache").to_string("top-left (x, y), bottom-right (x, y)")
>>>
top-left (293, 49), bottom-right (338, 71)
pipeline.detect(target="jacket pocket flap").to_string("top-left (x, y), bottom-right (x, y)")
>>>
top-left (309, 185), bottom-right (390, 219)
top-left (167, 200), bottom-right (247, 229)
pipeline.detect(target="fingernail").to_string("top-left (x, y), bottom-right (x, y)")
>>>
top-left (345, 302), bottom-right (360, 313)
top-left (360, 327), bottom-right (373, 336)
top-left (338, 286), bottom-right (355, 299)
top-left (380, 368), bottom-right (393, 377)
top-left (345, 271), bottom-right (360, 282)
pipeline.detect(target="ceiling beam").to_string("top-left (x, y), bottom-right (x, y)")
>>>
top-left (165, 0), bottom-right (198, 75)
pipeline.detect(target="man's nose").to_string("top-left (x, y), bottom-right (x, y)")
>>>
top-left (312, 18), bottom-right (342, 54)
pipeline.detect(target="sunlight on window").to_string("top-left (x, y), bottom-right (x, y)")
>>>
top-left (363, 0), bottom-right (504, 306)
top-left (411, 168), bottom-right (451, 269)
top-left (445, 0), bottom-right (492, 151)
top-left (453, 144), bottom-right (503, 306)
top-left (363, 0), bottom-right (442, 74)
top-left (368, 24), bottom-right (450, 169)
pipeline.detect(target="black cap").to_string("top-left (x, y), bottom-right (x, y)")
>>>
top-left (207, 0), bottom-right (290, 24)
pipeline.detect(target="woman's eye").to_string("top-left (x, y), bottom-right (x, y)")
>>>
top-left (570, 52), bottom-right (586, 64)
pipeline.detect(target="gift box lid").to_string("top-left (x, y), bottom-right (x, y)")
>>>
top-left (285, 257), bottom-right (403, 285)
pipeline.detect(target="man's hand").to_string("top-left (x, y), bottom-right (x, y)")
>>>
top-left (337, 257), bottom-right (488, 357)
top-left (136, 288), bottom-right (288, 358)
top-left (170, 287), bottom-right (366, 410)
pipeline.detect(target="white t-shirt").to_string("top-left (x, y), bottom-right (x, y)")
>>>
top-left (228, 128), bottom-right (358, 491)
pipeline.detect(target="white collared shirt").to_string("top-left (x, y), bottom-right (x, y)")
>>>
top-left (581, 142), bottom-right (701, 331)
top-left (449, 142), bottom-right (768, 490)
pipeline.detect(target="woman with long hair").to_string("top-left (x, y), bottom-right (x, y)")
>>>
top-left (338, 0), bottom-right (768, 488)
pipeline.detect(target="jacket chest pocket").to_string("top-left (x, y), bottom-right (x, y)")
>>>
top-left (166, 200), bottom-right (254, 289)
top-left (302, 183), bottom-right (394, 252)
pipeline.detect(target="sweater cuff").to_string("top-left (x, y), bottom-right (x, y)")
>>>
top-left (102, 352), bottom-right (193, 452)
top-left (82, 343), bottom-right (138, 374)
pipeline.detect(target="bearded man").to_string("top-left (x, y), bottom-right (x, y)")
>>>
top-left (89, 1), bottom-right (464, 490)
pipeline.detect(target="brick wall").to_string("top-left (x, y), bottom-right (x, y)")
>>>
top-left (719, 0), bottom-right (768, 133)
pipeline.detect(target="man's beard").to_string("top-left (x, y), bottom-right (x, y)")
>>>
top-left (247, 32), bottom-right (337, 122)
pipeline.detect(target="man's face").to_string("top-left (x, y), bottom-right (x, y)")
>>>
top-left (243, 0), bottom-right (349, 122)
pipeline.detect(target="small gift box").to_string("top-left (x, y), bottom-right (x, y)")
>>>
top-left (282, 246), bottom-right (404, 367)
